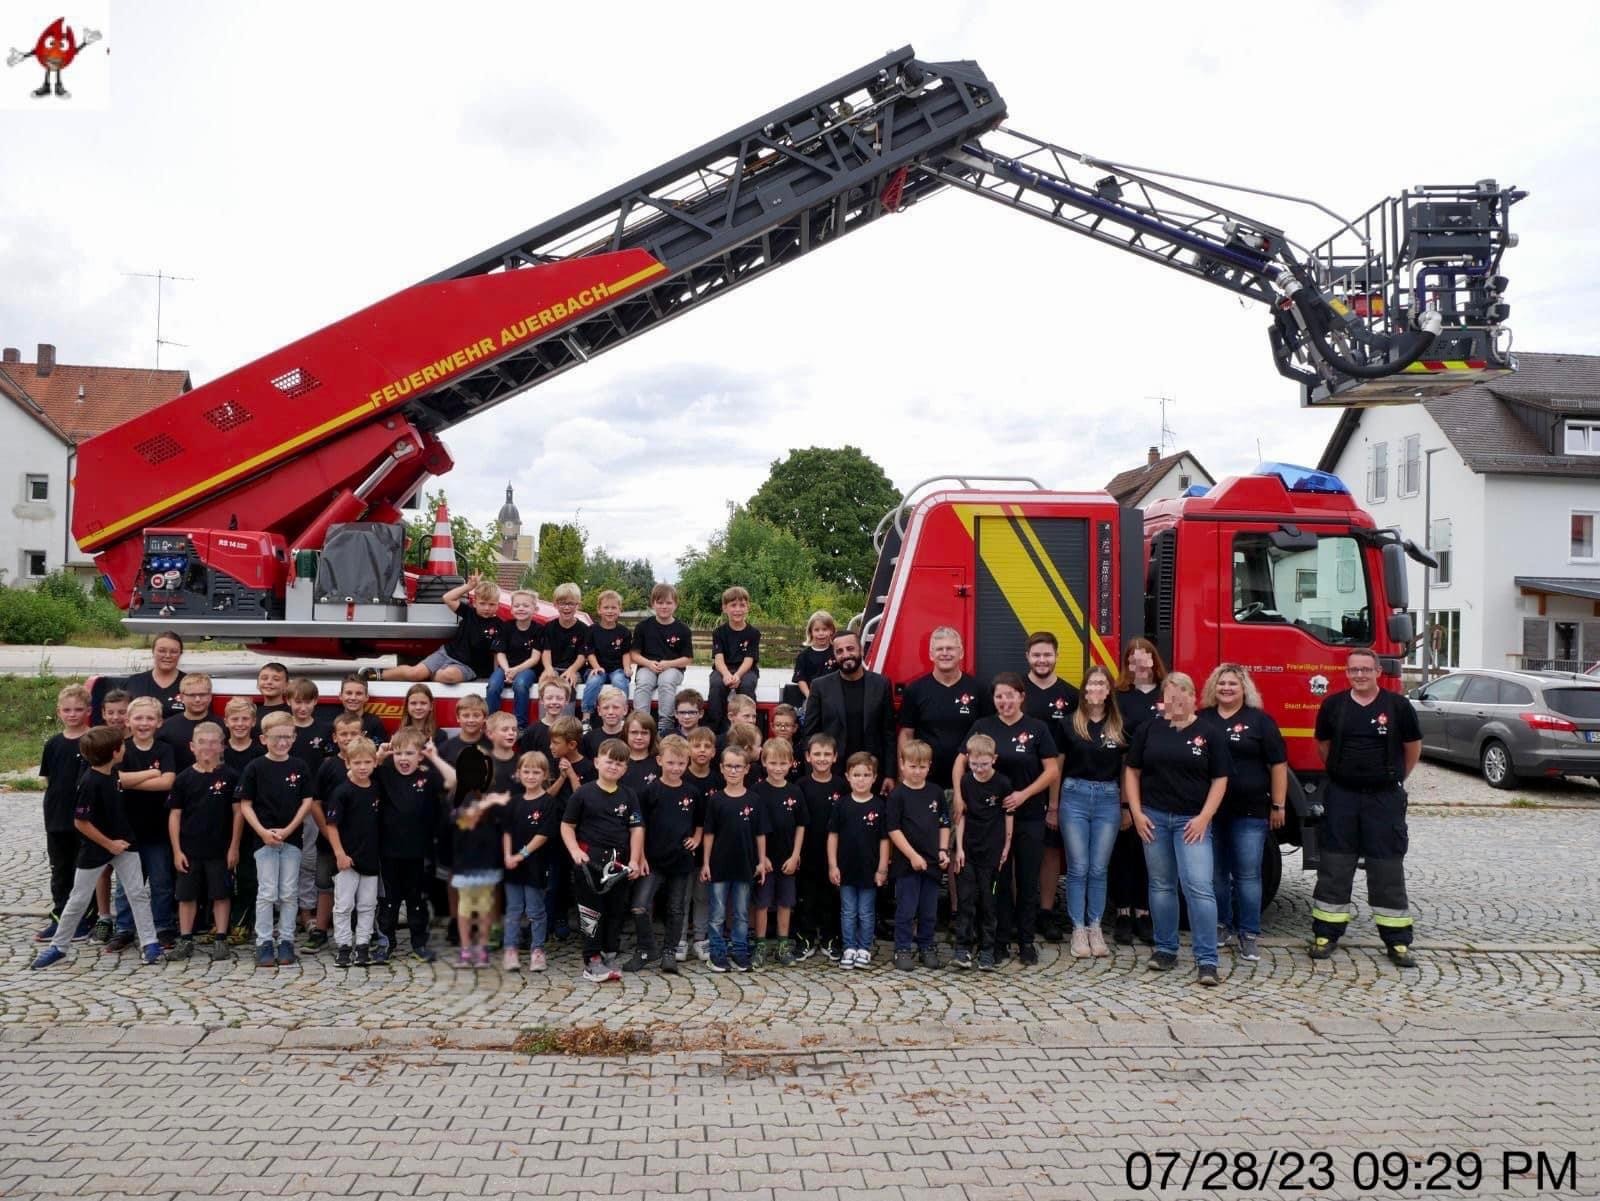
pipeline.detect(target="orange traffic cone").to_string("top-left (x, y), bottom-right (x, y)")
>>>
top-left (423, 503), bottom-right (458, 577)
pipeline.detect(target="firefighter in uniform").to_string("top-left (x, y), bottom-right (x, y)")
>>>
top-left (1309, 647), bottom-right (1423, 968)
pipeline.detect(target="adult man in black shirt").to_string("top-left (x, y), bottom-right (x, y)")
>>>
top-left (799, 631), bottom-right (896, 793)
top-left (897, 626), bottom-right (987, 791)
top-left (1310, 648), bottom-right (1423, 968)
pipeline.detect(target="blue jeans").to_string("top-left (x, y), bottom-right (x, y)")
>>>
top-left (893, 873), bottom-right (940, 951)
top-left (1213, 814), bottom-right (1269, 938)
top-left (486, 667), bottom-right (539, 727)
top-left (582, 668), bottom-right (631, 717)
top-left (504, 881), bottom-right (548, 950)
top-left (253, 843), bottom-right (303, 944)
top-left (1060, 778), bottom-right (1121, 927)
top-left (706, 880), bottom-right (751, 964)
top-left (113, 840), bottom-right (176, 936)
top-left (1140, 807), bottom-right (1218, 966)
top-left (839, 883), bottom-right (876, 953)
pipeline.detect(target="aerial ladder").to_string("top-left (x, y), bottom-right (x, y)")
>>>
top-left (71, 46), bottom-right (1524, 657)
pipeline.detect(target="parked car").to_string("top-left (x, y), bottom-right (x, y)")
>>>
top-left (1409, 668), bottom-right (1600, 788)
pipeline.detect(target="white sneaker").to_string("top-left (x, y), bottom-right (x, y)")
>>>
top-left (675, 939), bottom-right (689, 961)
top-left (856, 947), bottom-right (871, 968)
top-left (692, 939), bottom-right (710, 962)
top-left (840, 948), bottom-right (856, 969)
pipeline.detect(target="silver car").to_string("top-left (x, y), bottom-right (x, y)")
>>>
top-left (1410, 668), bottom-right (1600, 788)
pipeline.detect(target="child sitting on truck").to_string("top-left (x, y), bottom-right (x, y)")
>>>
top-left (375, 573), bottom-right (503, 685)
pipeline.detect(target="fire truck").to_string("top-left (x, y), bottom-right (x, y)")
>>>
top-left (71, 47), bottom-right (1522, 891)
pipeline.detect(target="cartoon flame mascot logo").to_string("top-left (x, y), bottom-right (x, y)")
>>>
top-left (7, 17), bottom-right (101, 99)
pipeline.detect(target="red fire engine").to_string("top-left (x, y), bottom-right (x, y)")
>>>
top-left (71, 47), bottom-right (1522, 892)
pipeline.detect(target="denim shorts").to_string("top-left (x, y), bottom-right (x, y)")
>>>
top-left (421, 646), bottom-right (476, 681)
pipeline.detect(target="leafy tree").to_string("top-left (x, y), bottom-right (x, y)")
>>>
top-left (746, 446), bottom-right (900, 591)
top-left (583, 547), bottom-right (656, 610)
top-left (531, 521), bottom-right (586, 597)
top-left (402, 490), bottom-right (499, 578)
top-left (676, 508), bottom-right (862, 627)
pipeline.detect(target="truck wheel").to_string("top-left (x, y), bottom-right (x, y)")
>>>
top-left (1261, 839), bottom-right (1283, 908)
top-left (1480, 739), bottom-right (1518, 789)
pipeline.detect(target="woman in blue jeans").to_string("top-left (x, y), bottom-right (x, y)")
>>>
top-left (1199, 663), bottom-right (1287, 964)
top-left (1057, 665), bottom-right (1127, 959)
top-left (1124, 671), bottom-right (1232, 986)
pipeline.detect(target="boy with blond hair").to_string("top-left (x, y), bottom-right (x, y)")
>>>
top-left (324, 737), bottom-right (383, 967)
top-left (632, 583), bottom-right (694, 733)
top-left (484, 711), bottom-right (522, 792)
top-left (376, 727), bottom-right (456, 962)
top-left (159, 673), bottom-right (216, 773)
top-left (541, 582), bottom-right (593, 693)
top-left (582, 685), bottom-right (629, 758)
top-left (708, 585), bottom-right (760, 732)
top-left (167, 721), bottom-right (241, 962)
top-left (379, 573), bottom-right (504, 684)
top-left (237, 711), bottom-right (314, 967)
top-left (583, 589), bottom-right (633, 721)
top-left (337, 674), bottom-right (388, 743)
top-left (751, 737), bottom-right (806, 965)
top-left (951, 731), bottom-right (1013, 971)
top-left (442, 694), bottom-right (489, 764)
top-left (886, 739), bottom-right (950, 971)
top-left (108, 696), bottom-right (178, 952)
top-left (518, 675), bottom-right (571, 758)
top-left (304, 712), bottom-right (365, 951)
top-left (487, 588), bottom-right (543, 726)
top-left (37, 683), bottom-right (92, 944)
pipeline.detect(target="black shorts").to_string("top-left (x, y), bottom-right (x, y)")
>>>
top-left (1042, 823), bottom-right (1063, 852)
top-left (753, 871), bottom-right (797, 912)
top-left (175, 858), bottom-right (230, 903)
top-left (316, 845), bottom-right (337, 891)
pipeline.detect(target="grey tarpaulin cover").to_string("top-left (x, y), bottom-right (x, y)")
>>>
top-left (316, 523), bottom-right (405, 602)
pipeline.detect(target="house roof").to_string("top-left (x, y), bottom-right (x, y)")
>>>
top-left (1514, 576), bottom-right (1600, 603)
top-left (1319, 351), bottom-right (1600, 478)
top-left (1104, 450), bottom-right (1213, 507)
top-left (0, 358), bottom-right (190, 445)
top-left (0, 367), bottom-right (70, 442)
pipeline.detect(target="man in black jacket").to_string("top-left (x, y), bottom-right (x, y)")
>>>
top-left (799, 631), bottom-right (897, 794)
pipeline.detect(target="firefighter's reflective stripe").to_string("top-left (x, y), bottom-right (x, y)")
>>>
top-left (1372, 909), bottom-right (1413, 928)
top-left (1311, 905), bottom-right (1353, 924)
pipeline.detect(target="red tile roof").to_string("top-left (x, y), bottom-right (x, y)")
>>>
top-left (0, 358), bottom-right (190, 444)
top-left (1104, 450), bottom-right (1212, 506)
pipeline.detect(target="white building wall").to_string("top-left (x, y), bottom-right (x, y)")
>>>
top-left (1481, 474), bottom-right (1600, 668)
top-left (1138, 455), bottom-right (1213, 506)
top-left (0, 415), bottom-right (71, 586)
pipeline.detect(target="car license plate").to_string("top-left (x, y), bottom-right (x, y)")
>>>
top-left (1586, 731), bottom-right (1600, 744)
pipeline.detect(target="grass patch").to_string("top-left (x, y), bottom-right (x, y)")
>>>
top-left (0, 675), bottom-right (84, 775)
top-left (512, 1025), bottom-right (652, 1056)
top-left (5, 776), bottom-right (44, 791)
top-left (1507, 796), bottom-right (1541, 809)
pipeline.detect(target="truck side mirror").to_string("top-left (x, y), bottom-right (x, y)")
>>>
top-left (1387, 610), bottom-right (1414, 646)
top-left (1381, 542), bottom-right (1409, 609)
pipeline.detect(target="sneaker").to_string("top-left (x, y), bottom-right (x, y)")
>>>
top-left (276, 940), bottom-right (296, 965)
top-left (141, 942), bottom-right (164, 966)
top-left (1087, 926), bottom-right (1110, 957)
top-left (976, 949), bottom-right (997, 972)
top-left (69, 916), bottom-right (95, 943)
top-left (733, 954), bottom-right (752, 973)
top-left (1133, 913), bottom-right (1155, 945)
top-left (370, 942), bottom-right (390, 965)
top-left (89, 917), bottom-right (113, 945)
top-left (335, 944), bottom-right (352, 968)
top-left (675, 939), bottom-right (689, 961)
top-left (1018, 943), bottom-right (1039, 967)
top-left (893, 948), bottom-right (916, 971)
top-left (1308, 936), bottom-right (1336, 961)
top-left (821, 938), bottom-right (842, 962)
top-left (527, 948), bottom-right (547, 972)
top-left (503, 948), bottom-right (521, 972)
top-left (1197, 964), bottom-right (1220, 986)
top-left (1237, 933), bottom-right (1260, 962)
top-left (169, 936), bottom-right (195, 961)
top-left (776, 941), bottom-right (796, 967)
top-left (1113, 911), bottom-right (1134, 946)
top-left (411, 945), bottom-right (437, 963)
top-left (156, 928), bottom-right (178, 950)
top-left (354, 944), bottom-right (371, 967)
top-left (1070, 928), bottom-right (1092, 959)
top-left (622, 950), bottom-right (654, 973)
top-left (208, 936), bottom-right (232, 963)
top-left (692, 940), bottom-right (711, 962)
top-left (33, 919), bottom-right (59, 944)
top-left (660, 950), bottom-right (679, 975)
top-left (792, 933), bottom-right (815, 961)
top-left (305, 928), bottom-right (329, 953)
top-left (951, 947), bottom-right (974, 970)
top-left (709, 955), bottom-right (731, 973)
top-left (839, 949), bottom-right (856, 970)
top-left (1146, 951), bottom-right (1179, 972)
top-left (855, 948), bottom-right (872, 968)
top-left (582, 956), bottom-right (621, 983)
top-left (1217, 926), bottom-right (1235, 949)
top-left (30, 946), bottom-right (66, 970)
top-left (104, 930), bottom-right (135, 954)
top-left (919, 946), bottom-right (941, 970)
top-left (457, 948), bottom-right (474, 969)
top-left (255, 942), bottom-right (276, 968)
top-left (991, 945), bottom-right (1012, 968)
top-left (1386, 944), bottom-right (1418, 969)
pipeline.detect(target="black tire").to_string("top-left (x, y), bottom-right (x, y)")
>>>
top-left (1261, 838), bottom-right (1283, 908)
top-left (1480, 738), bottom-right (1518, 789)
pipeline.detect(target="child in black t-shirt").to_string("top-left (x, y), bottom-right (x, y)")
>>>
top-left (337, 674), bottom-right (389, 744)
top-left (237, 712), bottom-right (314, 967)
top-left (581, 686), bottom-right (630, 759)
top-left (34, 728), bottom-right (165, 969)
top-left (450, 776), bottom-right (510, 970)
top-left (708, 586), bottom-right (760, 731)
top-left (795, 733), bottom-right (844, 960)
top-left (627, 734), bottom-right (701, 974)
top-left (750, 737), bottom-right (806, 966)
top-left (324, 738), bottom-right (384, 967)
top-left (560, 739), bottom-right (644, 983)
top-left (952, 733), bottom-right (1014, 970)
top-left (620, 711), bottom-right (660, 798)
top-left (484, 712), bottom-right (522, 793)
top-left (828, 751), bottom-right (889, 969)
top-left (158, 672), bottom-right (217, 774)
top-left (487, 588), bottom-right (543, 727)
top-left (115, 697), bottom-right (178, 948)
top-left (886, 740), bottom-right (951, 969)
top-left (378, 574), bottom-right (504, 685)
top-left (37, 683), bottom-right (91, 944)
top-left (632, 584), bottom-right (695, 734)
top-left (375, 729), bottom-right (457, 963)
top-left (306, 712), bottom-right (364, 951)
top-left (501, 751), bottom-right (560, 972)
top-left (167, 722), bottom-right (240, 962)
top-left (542, 583), bottom-right (594, 694)
top-left (582, 589), bottom-right (634, 722)
top-left (790, 611), bottom-right (837, 716)
top-left (700, 745), bottom-right (770, 972)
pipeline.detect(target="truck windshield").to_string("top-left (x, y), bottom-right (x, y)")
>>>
top-left (1231, 532), bottom-right (1372, 646)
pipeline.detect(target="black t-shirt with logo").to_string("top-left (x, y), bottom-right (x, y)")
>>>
top-left (622, 757), bottom-right (658, 798)
top-left (751, 778), bottom-right (806, 868)
top-left (963, 716), bottom-right (1059, 821)
top-left (898, 672), bottom-right (988, 788)
top-left (1129, 719), bottom-right (1233, 818)
top-left (543, 619), bottom-right (593, 673)
top-left (639, 778), bottom-right (702, 875)
top-left (236, 755), bottom-right (312, 831)
top-left (562, 781), bottom-right (642, 860)
top-left (501, 621), bottom-right (542, 670)
top-left (1200, 706), bottom-right (1288, 818)
top-left (590, 624), bottom-right (631, 674)
top-left (375, 762), bottom-right (442, 860)
top-left (159, 712), bottom-right (213, 774)
top-left (886, 782), bottom-right (949, 880)
top-left (1060, 715), bottom-right (1127, 783)
top-left (224, 739), bottom-right (265, 778)
top-left (39, 732), bottom-right (86, 834)
top-left (1024, 678), bottom-right (1079, 744)
top-left (75, 770), bottom-right (133, 870)
top-left (488, 753), bottom-right (520, 795)
top-left (517, 723), bottom-right (552, 758)
top-left (168, 764), bottom-right (240, 859)
top-left (581, 725), bottom-right (626, 760)
top-left (124, 670), bottom-right (186, 717)
top-left (1315, 689), bottom-right (1420, 789)
top-left (504, 785), bottom-right (563, 887)
top-left (712, 623), bottom-right (761, 674)
top-left (1118, 685), bottom-right (1164, 736)
top-left (798, 774), bottom-right (845, 833)
top-left (446, 608), bottom-right (504, 677)
top-left (792, 645), bottom-right (836, 687)
top-left (958, 769), bottom-right (1012, 864)
top-left (827, 795), bottom-right (886, 888)
top-left (291, 721), bottom-right (334, 776)
top-left (704, 789), bottom-right (768, 882)
top-left (325, 779), bottom-right (383, 875)
top-left (120, 738), bottom-right (175, 844)
top-left (684, 766), bottom-right (723, 805)
top-left (633, 618), bottom-right (693, 664)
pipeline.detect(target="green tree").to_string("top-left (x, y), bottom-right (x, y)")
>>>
top-left (402, 490), bottom-right (499, 578)
top-left (583, 547), bottom-right (656, 610)
top-left (676, 508), bottom-right (861, 627)
top-left (746, 446), bottom-right (900, 591)
top-left (531, 521), bottom-right (586, 597)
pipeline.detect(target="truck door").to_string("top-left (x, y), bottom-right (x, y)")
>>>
top-left (972, 514), bottom-right (1097, 685)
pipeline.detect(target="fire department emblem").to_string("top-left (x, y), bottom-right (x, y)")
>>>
top-left (1309, 674), bottom-right (1330, 697)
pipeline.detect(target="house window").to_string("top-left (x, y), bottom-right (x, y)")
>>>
top-left (1398, 434), bottom-right (1421, 497)
top-left (1431, 517), bottom-right (1452, 586)
top-left (24, 475), bottom-right (48, 503)
top-left (1565, 420), bottom-right (1600, 456)
top-left (1574, 512), bottom-right (1597, 561)
top-left (1406, 609), bottom-right (1461, 669)
top-left (21, 550), bottom-right (46, 579)
top-left (1367, 440), bottom-right (1387, 503)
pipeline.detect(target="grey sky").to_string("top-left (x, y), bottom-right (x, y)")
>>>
top-left (3, 0), bottom-right (1595, 580)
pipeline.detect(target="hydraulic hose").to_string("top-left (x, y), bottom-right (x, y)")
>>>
top-left (1291, 291), bottom-right (1440, 380)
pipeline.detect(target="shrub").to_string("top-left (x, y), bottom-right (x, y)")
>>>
top-left (33, 569), bottom-right (91, 614)
top-left (0, 589), bottom-right (80, 644)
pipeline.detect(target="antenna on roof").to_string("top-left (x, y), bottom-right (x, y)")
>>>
top-left (1146, 394), bottom-right (1178, 454)
top-left (122, 268), bottom-right (194, 369)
